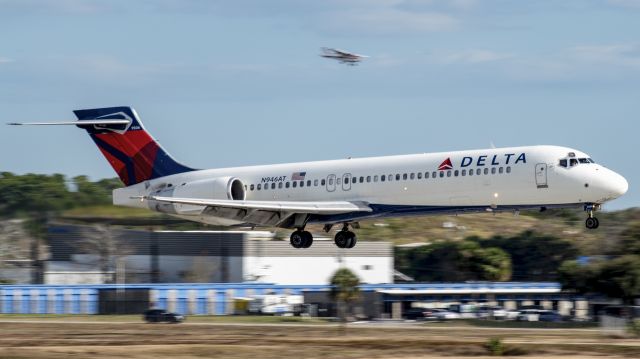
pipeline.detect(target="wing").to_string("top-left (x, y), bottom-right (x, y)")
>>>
top-left (145, 195), bottom-right (372, 227)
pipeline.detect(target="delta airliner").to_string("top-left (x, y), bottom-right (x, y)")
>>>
top-left (10, 107), bottom-right (628, 249)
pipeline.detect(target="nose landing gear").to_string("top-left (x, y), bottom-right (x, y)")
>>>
top-left (584, 204), bottom-right (600, 230)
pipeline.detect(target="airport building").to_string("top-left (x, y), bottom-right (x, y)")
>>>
top-left (45, 225), bottom-right (393, 285)
top-left (0, 282), bottom-right (590, 319)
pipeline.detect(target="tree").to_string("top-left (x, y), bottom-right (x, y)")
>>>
top-left (475, 231), bottom-right (578, 281)
top-left (395, 241), bottom-right (512, 282)
top-left (559, 255), bottom-right (640, 305)
top-left (329, 268), bottom-right (361, 322)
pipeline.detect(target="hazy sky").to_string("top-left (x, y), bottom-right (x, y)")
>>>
top-left (1, 0), bottom-right (638, 210)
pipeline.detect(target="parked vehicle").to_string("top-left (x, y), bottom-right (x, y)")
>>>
top-left (248, 294), bottom-right (304, 315)
top-left (143, 309), bottom-right (185, 323)
top-left (538, 310), bottom-right (563, 322)
top-left (404, 308), bottom-right (431, 320)
top-left (433, 309), bottom-right (462, 321)
top-left (476, 305), bottom-right (509, 320)
top-left (516, 309), bottom-right (541, 322)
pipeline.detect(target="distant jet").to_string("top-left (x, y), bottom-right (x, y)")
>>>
top-left (320, 47), bottom-right (368, 65)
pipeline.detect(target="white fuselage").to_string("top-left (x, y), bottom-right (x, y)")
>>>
top-left (114, 145), bottom-right (628, 227)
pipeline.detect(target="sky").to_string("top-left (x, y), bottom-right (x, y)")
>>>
top-left (0, 0), bottom-right (638, 210)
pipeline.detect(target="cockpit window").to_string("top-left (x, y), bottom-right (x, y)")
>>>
top-left (559, 159), bottom-right (567, 168)
top-left (578, 158), bottom-right (595, 164)
top-left (570, 159), bottom-right (578, 167)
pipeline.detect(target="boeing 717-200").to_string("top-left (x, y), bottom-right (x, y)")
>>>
top-left (10, 106), bottom-right (628, 249)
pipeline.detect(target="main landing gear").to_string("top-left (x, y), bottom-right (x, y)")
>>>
top-left (334, 224), bottom-right (357, 249)
top-left (290, 229), bottom-right (313, 249)
top-left (288, 223), bottom-right (358, 249)
top-left (584, 204), bottom-right (600, 230)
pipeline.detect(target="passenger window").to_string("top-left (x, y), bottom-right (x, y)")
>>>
top-left (454, 170), bottom-right (459, 177)
top-left (410, 173), bottom-right (415, 180)
top-left (461, 170), bottom-right (466, 176)
top-left (257, 184), bottom-right (261, 190)
top-left (417, 172), bottom-right (422, 179)
top-left (366, 176), bottom-right (371, 183)
top-left (300, 181), bottom-right (305, 187)
top-left (328, 178), bottom-right (333, 185)
top-left (439, 171), bottom-right (444, 178)
top-left (344, 177), bottom-right (349, 184)
top-left (396, 174), bottom-right (401, 181)
top-left (321, 179), bottom-right (326, 186)
top-left (263, 184), bottom-right (268, 191)
top-left (447, 171), bottom-right (452, 177)
top-left (374, 175), bottom-right (379, 182)
top-left (499, 167), bottom-right (503, 174)
top-left (403, 173), bottom-right (408, 180)
top-left (250, 184), bottom-right (255, 191)
top-left (559, 159), bottom-right (568, 168)
top-left (425, 172), bottom-right (429, 179)
top-left (359, 176), bottom-right (364, 183)
top-left (484, 168), bottom-right (489, 175)
top-left (307, 180), bottom-right (311, 187)
top-left (491, 168), bottom-right (496, 174)
top-left (337, 178), bottom-right (341, 185)
top-left (314, 179), bottom-right (319, 186)
top-left (278, 182), bottom-right (283, 189)
top-left (432, 171), bottom-right (437, 178)
top-left (469, 170), bottom-right (473, 176)
top-left (506, 166), bottom-right (511, 173)
top-left (387, 175), bottom-right (391, 182)
top-left (286, 182), bottom-right (290, 188)
top-left (293, 181), bottom-right (297, 188)
top-left (476, 169), bottom-right (481, 175)
top-left (381, 175), bottom-right (386, 182)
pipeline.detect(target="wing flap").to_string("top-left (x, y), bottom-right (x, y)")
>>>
top-left (147, 195), bottom-right (372, 215)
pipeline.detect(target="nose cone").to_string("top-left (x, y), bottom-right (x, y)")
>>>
top-left (608, 172), bottom-right (629, 199)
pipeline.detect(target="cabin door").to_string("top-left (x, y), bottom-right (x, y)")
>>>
top-left (535, 163), bottom-right (548, 188)
top-left (342, 173), bottom-right (352, 191)
top-left (326, 174), bottom-right (336, 192)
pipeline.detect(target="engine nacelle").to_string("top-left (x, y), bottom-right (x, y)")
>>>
top-left (173, 176), bottom-right (246, 201)
top-left (150, 176), bottom-right (245, 214)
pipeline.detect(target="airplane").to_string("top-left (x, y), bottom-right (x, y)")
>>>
top-left (320, 47), bottom-right (368, 65)
top-left (10, 106), bottom-right (628, 249)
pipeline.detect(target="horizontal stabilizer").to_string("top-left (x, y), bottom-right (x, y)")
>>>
top-left (7, 119), bottom-right (131, 126)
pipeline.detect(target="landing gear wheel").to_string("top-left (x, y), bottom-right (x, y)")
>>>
top-left (291, 230), bottom-right (314, 248)
top-left (334, 230), bottom-right (357, 248)
top-left (301, 231), bottom-right (313, 248)
top-left (346, 232), bottom-right (357, 248)
top-left (290, 231), bottom-right (304, 248)
top-left (585, 217), bottom-right (599, 229)
top-left (334, 231), bottom-right (349, 248)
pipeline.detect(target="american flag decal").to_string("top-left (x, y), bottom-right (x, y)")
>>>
top-left (292, 171), bottom-right (307, 180)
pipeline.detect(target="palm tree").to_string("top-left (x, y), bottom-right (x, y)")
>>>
top-left (329, 268), bottom-right (361, 322)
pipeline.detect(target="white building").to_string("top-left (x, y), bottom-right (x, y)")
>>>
top-left (45, 225), bottom-right (393, 285)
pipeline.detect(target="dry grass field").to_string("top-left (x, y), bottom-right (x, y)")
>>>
top-left (0, 317), bottom-right (638, 359)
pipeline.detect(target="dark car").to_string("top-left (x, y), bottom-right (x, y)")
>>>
top-left (538, 310), bottom-right (563, 322)
top-left (144, 309), bottom-right (185, 323)
top-left (404, 308), bottom-right (429, 320)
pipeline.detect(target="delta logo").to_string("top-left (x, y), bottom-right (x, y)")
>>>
top-left (438, 153), bottom-right (527, 170)
top-left (438, 158), bottom-right (453, 170)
